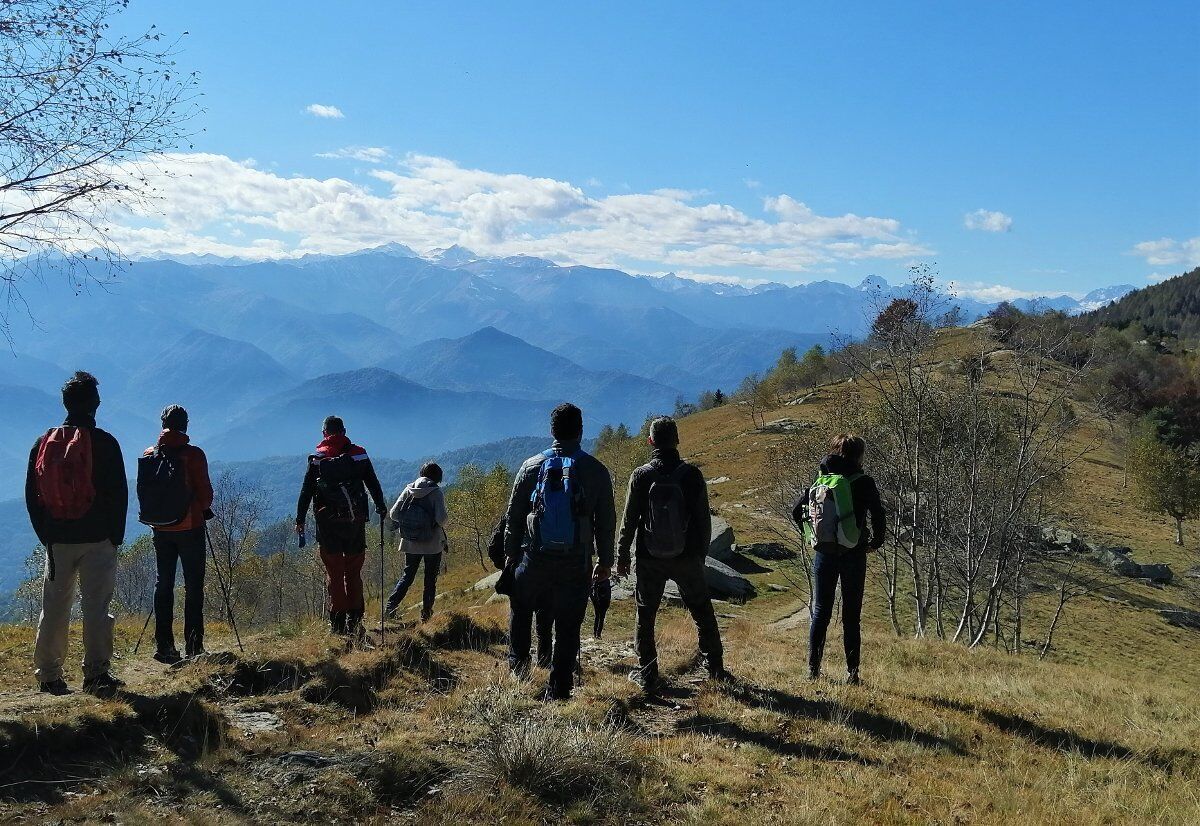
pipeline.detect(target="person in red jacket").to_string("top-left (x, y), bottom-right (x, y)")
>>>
top-left (145, 405), bottom-right (214, 663)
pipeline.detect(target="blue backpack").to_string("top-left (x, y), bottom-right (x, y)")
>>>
top-left (530, 449), bottom-right (584, 552)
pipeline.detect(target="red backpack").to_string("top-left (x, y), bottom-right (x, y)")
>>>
top-left (35, 427), bottom-right (96, 520)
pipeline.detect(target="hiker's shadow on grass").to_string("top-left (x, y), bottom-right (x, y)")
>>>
top-left (726, 682), bottom-right (968, 756)
top-left (920, 696), bottom-right (1197, 772)
top-left (677, 713), bottom-right (876, 764)
top-left (0, 690), bottom-right (248, 814)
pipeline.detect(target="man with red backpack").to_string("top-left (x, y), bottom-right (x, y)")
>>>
top-left (138, 405), bottom-right (214, 664)
top-left (25, 371), bottom-right (127, 696)
top-left (296, 416), bottom-right (387, 637)
top-left (617, 416), bottom-right (728, 695)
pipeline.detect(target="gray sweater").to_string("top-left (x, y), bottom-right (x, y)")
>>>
top-left (389, 477), bottom-right (448, 555)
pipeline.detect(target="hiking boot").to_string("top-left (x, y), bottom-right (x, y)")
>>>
top-left (153, 648), bottom-right (183, 665)
top-left (538, 683), bottom-right (570, 702)
top-left (628, 667), bottom-right (662, 696)
top-left (845, 669), bottom-right (862, 686)
top-left (39, 678), bottom-right (70, 696)
top-left (420, 607), bottom-right (433, 623)
top-left (82, 672), bottom-right (125, 697)
top-left (808, 667), bottom-right (821, 681)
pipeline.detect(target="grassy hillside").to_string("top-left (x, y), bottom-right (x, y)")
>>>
top-left (0, 327), bottom-right (1197, 823)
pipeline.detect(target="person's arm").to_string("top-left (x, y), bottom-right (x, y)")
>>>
top-left (296, 460), bottom-right (316, 527)
top-left (191, 446), bottom-right (214, 513)
top-left (106, 435), bottom-right (127, 546)
top-left (865, 476), bottom-right (886, 548)
top-left (25, 437), bottom-right (48, 547)
top-left (503, 461), bottom-right (537, 560)
top-left (690, 465), bottom-right (712, 558)
top-left (616, 469), bottom-right (643, 573)
top-left (362, 457), bottom-right (387, 514)
top-left (433, 486), bottom-right (448, 526)
top-left (592, 461), bottom-right (617, 570)
top-left (387, 490), bottom-right (406, 523)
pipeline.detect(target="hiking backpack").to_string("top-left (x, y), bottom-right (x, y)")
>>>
top-left (137, 446), bottom-right (192, 527)
top-left (530, 449), bottom-right (583, 552)
top-left (311, 452), bottom-right (368, 523)
top-left (393, 490), bottom-right (437, 542)
top-left (799, 471), bottom-right (863, 552)
top-left (644, 463), bottom-right (691, 559)
top-left (34, 427), bottom-right (95, 520)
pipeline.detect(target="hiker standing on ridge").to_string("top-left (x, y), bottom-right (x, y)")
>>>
top-left (617, 416), bottom-right (730, 694)
top-left (139, 405), bottom-right (214, 663)
top-left (25, 371), bottom-right (127, 696)
top-left (503, 403), bottom-right (616, 701)
top-left (296, 416), bottom-right (387, 637)
top-left (385, 462), bottom-right (449, 622)
top-left (800, 433), bottom-right (885, 685)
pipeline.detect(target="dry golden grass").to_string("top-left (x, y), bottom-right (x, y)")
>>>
top-left (1, 326), bottom-right (1198, 822)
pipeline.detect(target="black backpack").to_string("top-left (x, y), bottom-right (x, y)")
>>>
top-left (137, 446), bottom-right (192, 527)
top-left (487, 515), bottom-right (508, 570)
top-left (312, 452), bottom-right (368, 523)
top-left (645, 463), bottom-right (690, 558)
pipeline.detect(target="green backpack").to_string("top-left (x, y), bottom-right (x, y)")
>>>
top-left (799, 471), bottom-right (863, 553)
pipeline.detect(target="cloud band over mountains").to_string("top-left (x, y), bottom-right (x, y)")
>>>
top-left (107, 152), bottom-right (929, 277)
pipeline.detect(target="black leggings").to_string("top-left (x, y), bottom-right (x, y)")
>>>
top-left (386, 553), bottom-right (441, 613)
top-left (809, 550), bottom-right (867, 674)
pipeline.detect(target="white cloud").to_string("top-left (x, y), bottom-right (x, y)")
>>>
top-left (316, 146), bottom-right (390, 163)
top-left (1129, 236), bottom-right (1200, 268)
top-left (100, 152), bottom-right (932, 275)
top-left (964, 209), bottom-right (1013, 233)
top-left (305, 103), bottom-right (345, 119)
top-left (950, 282), bottom-right (1043, 302)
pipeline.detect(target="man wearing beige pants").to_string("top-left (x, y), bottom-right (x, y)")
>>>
top-left (25, 371), bottom-right (128, 696)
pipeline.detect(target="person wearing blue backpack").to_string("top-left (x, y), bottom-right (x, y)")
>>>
top-left (384, 462), bottom-right (449, 622)
top-left (503, 403), bottom-right (616, 701)
top-left (795, 434), bottom-right (885, 685)
top-left (617, 416), bottom-right (727, 695)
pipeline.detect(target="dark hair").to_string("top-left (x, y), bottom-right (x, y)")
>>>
top-left (61, 370), bottom-right (100, 414)
top-left (420, 462), bottom-right (444, 484)
top-left (649, 416), bottom-right (679, 448)
top-left (161, 404), bottom-right (189, 432)
top-left (322, 415), bottom-right (346, 435)
top-left (550, 403), bottom-right (583, 441)
top-left (831, 433), bottom-right (866, 463)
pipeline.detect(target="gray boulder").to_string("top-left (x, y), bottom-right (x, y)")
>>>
top-left (473, 571), bottom-right (503, 591)
top-left (703, 557), bottom-right (756, 602)
top-left (759, 418), bottom-right (810, 434)
top-left (1160, 608), bottom-right (1200, 631)
top-left (1094, 545), bottom-right (1142, 577)
top-left (709, 517), bottom-right (735, 561)
top-left (1139, 563), bottom-right (1174, 585)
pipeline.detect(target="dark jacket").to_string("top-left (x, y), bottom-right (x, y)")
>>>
top-left (617, 448), bottom-right (712, 565)
top-left (819, 453), bottom-right (886, 550)
top-left (503, 439), bottom-right (616, 567)
top-left (143, 429), bottom-right (213, 532)
top-left (296, 434), bottom-right (387, 526)
top-left (26, 412), bottom-right (128, 547)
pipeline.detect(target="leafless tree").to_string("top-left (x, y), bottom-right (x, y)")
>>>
top-left (0, 0), bottom-right (198, 335)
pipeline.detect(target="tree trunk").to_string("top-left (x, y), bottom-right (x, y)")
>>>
top-left (1176, 517), bottom-right (1184, 547)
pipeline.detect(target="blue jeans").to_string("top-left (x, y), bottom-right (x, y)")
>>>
top-left (508, 551), bottom-right (590, 696)
top-left (809, 550), bottom-right (867, 675)
top-left (386, 553), bottom-right (441, 614)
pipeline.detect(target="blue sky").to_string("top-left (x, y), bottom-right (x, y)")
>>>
top-left (111, 1), bottom-right (1199, 298)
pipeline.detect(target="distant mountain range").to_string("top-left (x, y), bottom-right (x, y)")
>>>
top-left (0, 246), bottom-right (1135, 492)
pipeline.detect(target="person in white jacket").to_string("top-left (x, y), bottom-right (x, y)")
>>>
top-left (384, 462), bottom-right (449, 621)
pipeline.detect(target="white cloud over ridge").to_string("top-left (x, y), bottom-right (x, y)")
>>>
top-left (964, 209), bottom-right (1013, 232)
top-left (305, 103), bottom-right (345, 119)
top-left (104, 152), bottom-right (930, 277)
top-left (1130, 236), bottom-right (1200, 268)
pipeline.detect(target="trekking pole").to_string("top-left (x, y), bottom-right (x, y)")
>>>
top-left (132, 604), bottom-right (154, 654)
top-left (204, 525), bottom-right (245, 653)
top-left (379, 513), bottom-right (386, 646)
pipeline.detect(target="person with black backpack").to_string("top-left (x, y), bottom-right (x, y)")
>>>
top-left (795, 433), bottom-right (885, 685)
top-left (616, 416), bottom-right (728, 694)
top-left (488, 514), bottom-right (555, 668)
top-left (503, 403), bottom-right (616, 701)
top-left (384, 462), bottom-right (449, 622)
top-left (137, 405), bottom-right (214, 663)
top-left (296, 416), bottom-right (387, 637)
top-left (25, 371), bottom-right (127, 696)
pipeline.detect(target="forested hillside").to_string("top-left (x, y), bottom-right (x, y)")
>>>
top-left (1084, 266), bottom-right (1200, 339)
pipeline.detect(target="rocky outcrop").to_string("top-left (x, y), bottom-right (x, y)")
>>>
top-left (472, 570), bottom-right (503, 591)
top-left (709, 517), bottom-right (735, 561)
top-left (737, 542), bottom-right (795, 560)
top-left (1160, 608), bottom-right (1200, 631)
top-left (661, 556), bottom-right (756, 603)
top-left (758, 418), bottom-right (810, 434)
top-left (1038, 528), bottom-right (1174, 584)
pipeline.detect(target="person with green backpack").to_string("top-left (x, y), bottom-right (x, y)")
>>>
top-left (794, 433), bottom-right (885, 685)
top-left (384, 462), bottom-right (449, 622)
